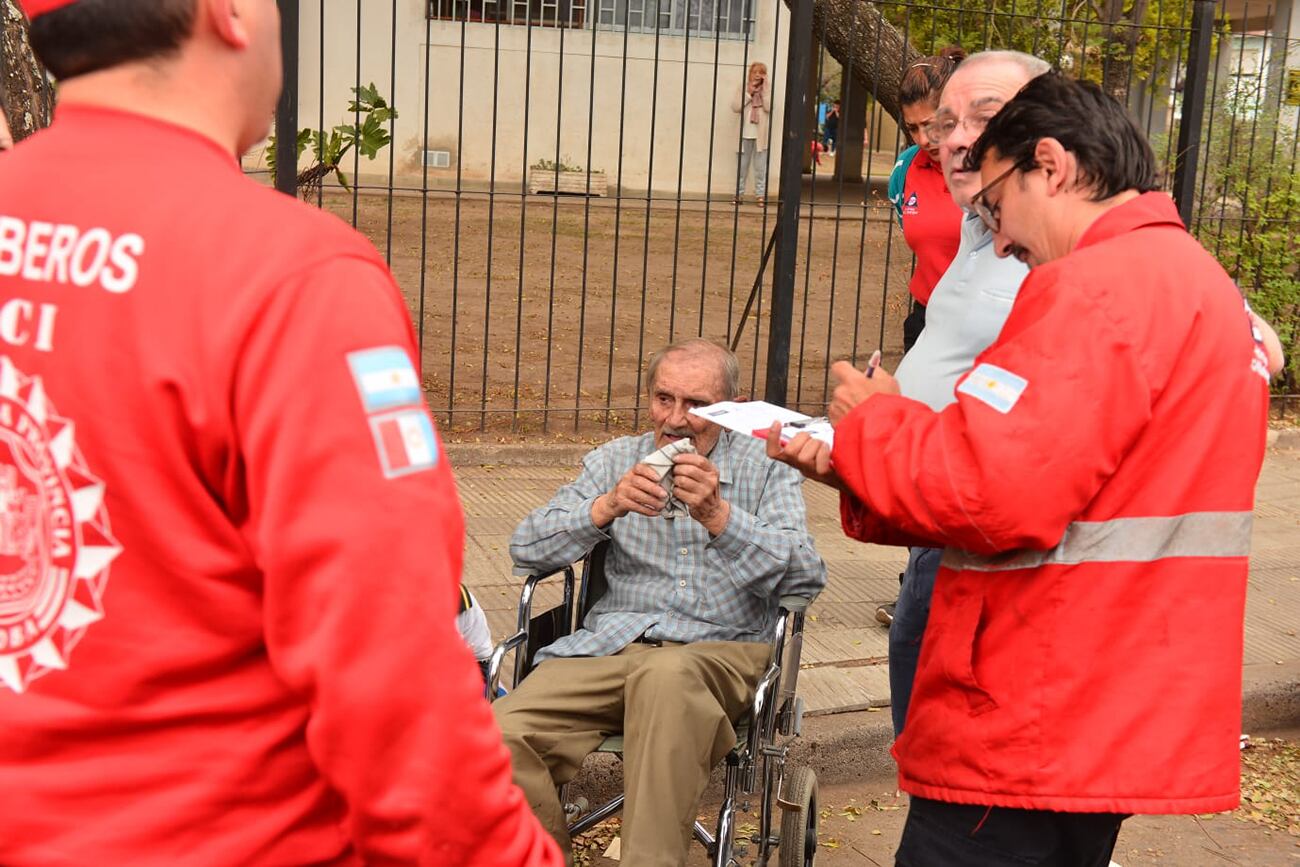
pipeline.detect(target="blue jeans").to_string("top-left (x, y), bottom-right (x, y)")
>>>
top-left (889, 546), bottom-right (942, 736)
top-left (737, 138), bottom-right (767, 197)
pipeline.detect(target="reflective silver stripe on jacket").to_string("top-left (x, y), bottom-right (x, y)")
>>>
top-left (941, 511), bottom-right (1253, 573)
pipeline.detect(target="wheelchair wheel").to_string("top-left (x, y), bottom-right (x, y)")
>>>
top-left (778, 765), bottom-right (818, 867)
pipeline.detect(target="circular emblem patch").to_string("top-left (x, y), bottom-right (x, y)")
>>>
top-left (0, 357), bottom-right (119, 694)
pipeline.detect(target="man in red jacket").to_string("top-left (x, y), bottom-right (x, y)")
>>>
top-left (772, 74), bottom-right (1269, 865)
top-left (0, 1), bottom-right (560, 865)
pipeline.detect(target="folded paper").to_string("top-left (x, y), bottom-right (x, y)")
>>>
top-left (641, 439), bottom-right (697, 519)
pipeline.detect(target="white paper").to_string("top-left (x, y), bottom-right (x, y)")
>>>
top-left (690, 400), bottom-right (834, 448)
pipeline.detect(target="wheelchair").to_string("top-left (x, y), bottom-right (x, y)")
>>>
top-left (487, 540), bottom-right (820, 867)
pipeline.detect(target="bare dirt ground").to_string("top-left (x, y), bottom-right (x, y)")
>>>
top-left (571, 732), bottom-right (1300, 866)
top-left (317, 188), bottom-right (915, 439)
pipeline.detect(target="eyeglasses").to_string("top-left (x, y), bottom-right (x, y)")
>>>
top-left (969, 162), bottom-right (1029, 234)
top-left (920, 112), bottom-right (997, 145)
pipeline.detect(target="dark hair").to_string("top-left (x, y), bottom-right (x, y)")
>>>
top-left (965, 72), bottom-right (1159, 201)
top-left (898, 45), bottom-right (967, 108)
top-left (29, 0), bottom-right (197, 80)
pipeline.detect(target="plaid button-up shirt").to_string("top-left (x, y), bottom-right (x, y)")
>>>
top-left (511, 430), bottom-right (826, 662)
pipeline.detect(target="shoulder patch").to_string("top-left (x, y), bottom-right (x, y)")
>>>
top-left (957, 363), bottom-right (1028, 414)
top-left (347, 346), bottom-right (421, 412)
top-left (369, 408), bottom-right (439, 478)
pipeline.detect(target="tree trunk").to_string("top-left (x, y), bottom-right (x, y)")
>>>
top-left (2, 0), bottom-right (54, 143)
top-left (788, 0), bottom-right (920, 123)
top-left (1095, 0), bottom-right (1148, 103)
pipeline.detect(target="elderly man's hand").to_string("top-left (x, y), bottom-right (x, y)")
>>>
top-left (672, 452), bottom-right (730, 536)
top-left (764, 424), bottom-right (846, 491)
top-left (591, 464), bottom-right (667, 527)
top-left (828, 360), bottom-right (900, 425)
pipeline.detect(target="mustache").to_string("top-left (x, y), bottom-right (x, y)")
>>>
top-left (1006, 244), bottom-right (1031, 263)
top-left (662, 427), bottom-right (693, 438)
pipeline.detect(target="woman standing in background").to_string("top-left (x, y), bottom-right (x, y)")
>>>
top-left (888, 46), bottom-right (967, 353)
top-left (733, 61), bottom-right (771, 207)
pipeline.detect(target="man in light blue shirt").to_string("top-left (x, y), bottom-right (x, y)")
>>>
top-left (882, 50), bottom-right (1047, 736)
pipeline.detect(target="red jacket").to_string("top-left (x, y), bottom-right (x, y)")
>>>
top-left (896, 148), bottom-right (963, 305)
top-left (837, 193), bottom-right (1268, 814)
top-left (0, 105), bottom-right (559, 866)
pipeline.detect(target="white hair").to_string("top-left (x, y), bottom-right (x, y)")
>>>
top-left (955, 50), bottom-right (1052, 80)
top-left (646, 339), bottom-right (740, 401)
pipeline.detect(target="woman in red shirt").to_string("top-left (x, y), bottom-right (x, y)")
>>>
top-left (888, 46), bottom-right (967, 351)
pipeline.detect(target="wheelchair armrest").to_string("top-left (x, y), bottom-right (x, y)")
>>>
top-left (778, 594), bottom-right (813, 613)
top-left (486, 629), bottom-right (527, 702)
top-left (492, 563), bottom-right (579, 693)
top-left (514, 564), bottom-right (577, 633)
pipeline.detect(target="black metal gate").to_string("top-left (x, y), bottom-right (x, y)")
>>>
top-left (267, 0), bottom-right (1299, 432)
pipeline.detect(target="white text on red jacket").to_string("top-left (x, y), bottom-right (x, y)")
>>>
top-left (0, 216), bottom-right (144, 294)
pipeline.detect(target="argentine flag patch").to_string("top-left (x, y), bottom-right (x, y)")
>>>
top-left (347, 346), bottom-right (422, 412)
top-left (957, 363), bottom-right (1028, 414)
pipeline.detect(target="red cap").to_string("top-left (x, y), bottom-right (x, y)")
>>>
top-left (19, 0), bottom-right (79, 18)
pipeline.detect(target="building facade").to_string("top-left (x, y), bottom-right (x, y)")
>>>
top-left (288, 0), bottom-right (792, 196)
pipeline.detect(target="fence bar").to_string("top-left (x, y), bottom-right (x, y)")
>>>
top-left (667, 9), bottom-right (693, 342)
top-left (603, 16), bottom-right (634, 430)
top-left (441, 6), bottom-right (465, 424)
top-left (794, 24), bottom-right (825, 408)
top-left (316, 0), bottom-right (324, 206)
top-left (573, 18), bottom-right (600, 432)
top-left (542, 24), bottom-right (566, 432)
top-left (1172, 0), bottom-right (1216, 226)
top-left (699, 4), bottom-right (727, 339)
top-left (351, 0), bottom-right (361, 225)
top-left (764, 0), bottom-right (814, 406)
top-left (755, 7), bottom-right (784, 392)
top-left (275, 0), bottom-right (300, 197)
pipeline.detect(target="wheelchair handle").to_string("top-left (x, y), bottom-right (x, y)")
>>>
top-left (486, 630), bottom-right (527, 702)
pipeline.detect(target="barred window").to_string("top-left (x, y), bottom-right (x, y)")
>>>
top-left (428, 0), bottom-right (752, 36)
top-left (428, 0), bottom-right (587, 28)
top-left (593, 0), bottom-right (754, 37)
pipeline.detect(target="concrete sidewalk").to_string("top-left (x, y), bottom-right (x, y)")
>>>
top-left (453, 442), bottom-right (1300, 732)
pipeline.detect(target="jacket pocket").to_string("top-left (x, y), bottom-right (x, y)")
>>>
top-left (940, 594), bottom-right (999, 717)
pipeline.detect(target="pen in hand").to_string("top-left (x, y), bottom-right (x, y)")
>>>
top-left (865, 350), bottom-right (882, 379)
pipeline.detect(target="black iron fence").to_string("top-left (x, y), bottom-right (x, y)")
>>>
top-left (261, 0), bottom-right (1299, 434)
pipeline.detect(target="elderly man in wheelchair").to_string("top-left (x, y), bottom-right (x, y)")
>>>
top-left (490, 338), bottom-right (826, 867)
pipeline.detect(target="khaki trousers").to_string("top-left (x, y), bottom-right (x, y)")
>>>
top-left (493, 640), bottom-right (771, 867)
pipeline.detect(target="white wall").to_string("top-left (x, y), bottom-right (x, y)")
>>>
top-left (294, 0), bottom-right (791, 196)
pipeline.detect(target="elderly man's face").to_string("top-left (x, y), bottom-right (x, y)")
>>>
top-left (936, 61), bottom-right (1033, 209)
top-left (649, 351), bottom-right (727, 456)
